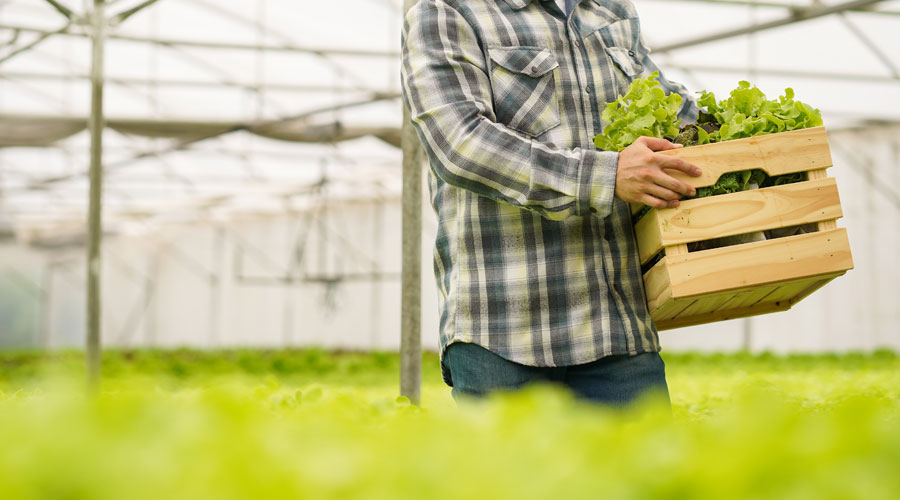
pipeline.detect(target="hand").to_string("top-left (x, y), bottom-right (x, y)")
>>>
top-left (615, 136), bottom-right (703, 209)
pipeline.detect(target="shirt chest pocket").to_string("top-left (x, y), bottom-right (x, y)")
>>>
top-left (605, 46), bottom-right (644, 77)
top-left (596, 18), bottom-right (650, 80)
top-left (486, 46), bottom-right (561, 138)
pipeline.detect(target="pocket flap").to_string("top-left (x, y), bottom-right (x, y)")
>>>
top-left (605, 46), bottom-right (644, 77)
top-left (488, 47), bottom-right (558, 77)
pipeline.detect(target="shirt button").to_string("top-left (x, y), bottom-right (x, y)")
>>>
top-left (628, 50), bottom-right (635, 56)
top-left (585, 87), bottom-right (592, 94)
top-left (572, 38), bottom-right (581, 48)
top-left (530, 66), bottom-right (538, 75)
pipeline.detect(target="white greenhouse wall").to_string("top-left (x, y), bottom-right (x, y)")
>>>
top-left (0, 128), bottom-right (898, 354)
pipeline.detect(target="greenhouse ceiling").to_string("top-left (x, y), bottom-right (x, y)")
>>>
top-left (1, 0), bottom-right (898, 244)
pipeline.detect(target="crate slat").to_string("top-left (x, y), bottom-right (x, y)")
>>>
top-left (655, 300), bottom-right (793, 330)
top-left (652, 299), bottom-right (696, 322)
top-left (652, 272), bottom-right (844, 330)
top-left (710, 285), bottom-right (782, 311)
top-left (666, 228), bottom-right (852, 299)
top-left (673, 293), bottom-right (739, 319)
top-left (643, 258), bottom-right (672, 312)
top-left (658, 126), bottom-right (832, 189)
top-left (808, 169), bottom-right (839, 231)
top-left (783, 274), bottom-right (840, 305)
top-left (635, 177), bottom-right (843, 265)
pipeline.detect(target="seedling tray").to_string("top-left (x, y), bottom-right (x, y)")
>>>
top-left (634, 126), bottom-right (854, 330)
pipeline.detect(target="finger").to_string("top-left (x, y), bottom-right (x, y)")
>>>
top-left (652, 154), bottom-right (703, 177)
top-left (641, 194), bottom-right (670, 210)
top-left (644, 183), bottom-right (683, 203)
top-left (636, 136), bottom-right (683, 152)
top-left (650, 170), bottom-right (696, 197)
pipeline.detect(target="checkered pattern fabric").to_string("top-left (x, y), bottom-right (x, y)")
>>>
top-left (401, 0), bottom-right (698, 380)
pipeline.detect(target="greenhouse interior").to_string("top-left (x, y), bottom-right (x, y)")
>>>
top-left (1, 0), bottom-right (899, 498)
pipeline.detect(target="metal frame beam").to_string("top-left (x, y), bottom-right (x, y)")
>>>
top-left (0, 70), bottom-right (395, 94)
top-left (111, 0), bottom-right (163, 24)
top-left (838, 12), bottom-right (900, 78)
top-left (663, 63), bottom-right (900, 83)
top-left (653, 0), bottom-right (889, 52)
top-left (0, 23), bottom-right (400, 58)
top-left (639, 0), bottom-right (900, 16)
top-left (39, 0), bottom-right (75, 19)
top-left (0, 22), bottom-right (75, 66)
top-left (11, 95), bottom-right (400, 189)
top-left (181, 0), bottom-right (376, 92)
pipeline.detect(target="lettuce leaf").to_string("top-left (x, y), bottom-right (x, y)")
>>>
top-left (593, 72), bottom-right (684, 152)
top-left (699, 81), bottom-right (823, 143)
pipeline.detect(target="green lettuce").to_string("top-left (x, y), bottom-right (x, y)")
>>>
top-left (698, 82), bottom-right (823, 142)
top-left (593, 71), bottom-right (683, 152)
top-left (595, 77), bottom-right (823, 219)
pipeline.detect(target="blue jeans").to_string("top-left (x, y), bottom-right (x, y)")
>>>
top-left (444, 342), bottom-right (670, 407)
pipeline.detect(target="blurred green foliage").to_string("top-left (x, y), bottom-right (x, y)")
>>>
top-left (1, 349), bottom-right (898, 499)
top-left (0, 348), bottom-right (440, 389)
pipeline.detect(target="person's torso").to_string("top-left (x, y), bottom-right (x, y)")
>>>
top-left (430, 0), bottom-right (659, 366)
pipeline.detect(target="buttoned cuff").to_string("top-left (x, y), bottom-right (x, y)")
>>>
top-left (576, 149), bottom-right (618, 218)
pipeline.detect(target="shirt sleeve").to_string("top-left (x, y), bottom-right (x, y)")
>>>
top-left (400, 0), bottom-right (619, 221)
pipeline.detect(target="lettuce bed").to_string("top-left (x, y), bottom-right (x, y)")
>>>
top-left (1, 349), bottom-right (899, 499)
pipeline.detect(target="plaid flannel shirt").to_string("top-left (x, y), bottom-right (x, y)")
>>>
top-left (401, 0), bottom-right (698, 384)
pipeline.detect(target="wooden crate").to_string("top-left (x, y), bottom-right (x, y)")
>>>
top-left (634, 126), bottom-right (854, 330)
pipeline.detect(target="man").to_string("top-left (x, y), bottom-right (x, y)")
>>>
top-left (401, 0), bottom-right (702, 405)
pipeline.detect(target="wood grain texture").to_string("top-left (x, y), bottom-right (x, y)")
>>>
top-left (653, 280), bottom-right (782, 325)
top-left (650, 298), bottom-right (696, 322)
top-left (712, 285), bottom-right (782, 311)
top-left (788, 275), bottom-right (842, 305)
top-left (643, 257), bottom-right (672, 312)
top-left (666, 228), bottom-right (853, 299)
top-left (646, 274), bottom-right (849, 330)
top-left (653, 178), bottom-right (843, 248)
top-left (807, 169), bottom-right (839, 231)
top-left (652, 273), bottom-right (843, 330)
top-left (762, 275), bottom-right (834, 305)
top-left (672, 293), bottom-right (736, 319)
top-left (634, 209), bottom-right (663, 266)
top-left (667, 244), bottom-right (689, 256)
top-left (658, 127), bottom-right (832, 189)
top-left (655, 300), bottom-right (793, 330)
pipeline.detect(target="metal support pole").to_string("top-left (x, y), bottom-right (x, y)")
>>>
top-left (400, 0), bottom-right (422, 406)
top-left (86, 0), bottom-right (106, 390)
